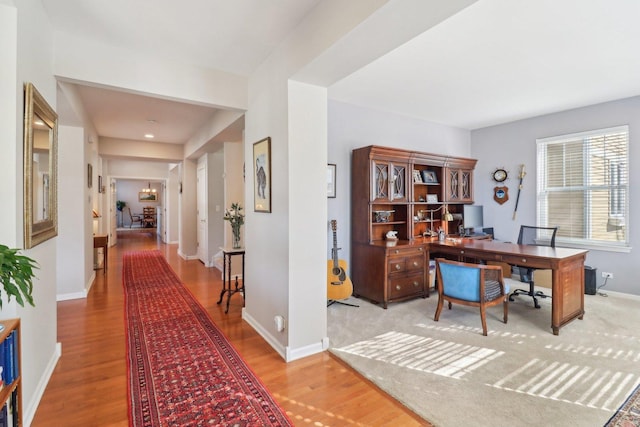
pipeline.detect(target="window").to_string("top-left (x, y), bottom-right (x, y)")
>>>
top-left (537, 125), bottom-right (629, 251)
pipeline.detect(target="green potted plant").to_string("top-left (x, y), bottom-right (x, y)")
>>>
top-left (116, 201), bottom-right (127, 227)
top-left (0, 244), bottom-right (38, 309)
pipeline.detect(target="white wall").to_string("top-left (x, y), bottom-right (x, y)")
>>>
top-left (106, 159), bottom-right (171, 180)
top-left (167, 164), bottom-right (180, 243)
top-left (0, 3), bottom-right (18, 244)
top-left (287, 81), bottom-right (329, 356)
top-left (471, 96), bottom-right (640, 296)
top-left (327, 100), bottom-right (472, 266)
top-left (57, 125), bottom-right (92, 300)
top-left (53, 32), bottom-right (248, 112)
top-left (179, 159), bottom-right (198, 258)
top-left (244, 61), bottom-right (292, 358)
top-left (206, 151), bottom-right (224, 266)
top-left (8, 1), bottom-right (61, 424)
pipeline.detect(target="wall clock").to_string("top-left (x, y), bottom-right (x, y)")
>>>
top-left (492, 168), bottom-right (508, 183)
top-left (494, 186), bottom-right (509, 204)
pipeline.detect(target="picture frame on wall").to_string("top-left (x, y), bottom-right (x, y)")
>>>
top-left (139, 192), bottom-right (158, 202)
top-left (253, 136), bottom-right (272, 212)
top-left (327, 164), bottom-right (336, 198)
top-left (87, 164), bottom-right (93, 188)
top-left (98, 175), bottom-right (103, 193)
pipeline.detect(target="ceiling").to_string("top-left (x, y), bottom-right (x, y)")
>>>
top-left (44, 0), bottom-right (640, 145)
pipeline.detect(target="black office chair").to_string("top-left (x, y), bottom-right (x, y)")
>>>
top-left (509, 225), bottom-right (558, 309)
top-left (482, 227), bottom-right (494, 238)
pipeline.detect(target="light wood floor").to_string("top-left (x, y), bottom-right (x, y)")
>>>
top-left (31, 231), bottom-right (430, 426)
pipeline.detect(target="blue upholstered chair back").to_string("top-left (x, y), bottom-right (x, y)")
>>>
top-left (438, 262), bottom-right (481, 302)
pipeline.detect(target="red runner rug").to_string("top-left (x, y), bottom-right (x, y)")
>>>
top-left (123, 250), bottom-right (292, 426)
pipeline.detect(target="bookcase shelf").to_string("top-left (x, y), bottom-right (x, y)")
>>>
top-left (0, 319), bottom-right (21, 426)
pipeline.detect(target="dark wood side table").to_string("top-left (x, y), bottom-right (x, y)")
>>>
top-left (93, 234), bottom-right (109, 274)
top-left (217, 247), bottom-right (245, 313)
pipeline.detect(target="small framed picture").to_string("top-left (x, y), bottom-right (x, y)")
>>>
top-left (421, 170), bottom-right (438, 184)
top-left (327, 164), bottom-right (336, 198)
top-left (426, 194), bottom-right (438, 203)
top-left (87, 163), bottom-right (93, 188)
top-left (253, 136), bottom-right (272, 212)
top-left (139, 192), bottom-right (158, 202)
top-left (412, 170), bottom-right (423, 183)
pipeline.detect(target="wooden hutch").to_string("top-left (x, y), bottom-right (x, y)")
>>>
top-left (351, 145), bottom-right (477, 308)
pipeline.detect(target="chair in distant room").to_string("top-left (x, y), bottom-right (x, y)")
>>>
top-left (509, 225), bottom-right (558, 308)
top-left (142, 206), bottom-right (156, 228)
top-left (434, 258), bottom-right (509, 336)
top-left (126, 206), bottom-right (142, 228)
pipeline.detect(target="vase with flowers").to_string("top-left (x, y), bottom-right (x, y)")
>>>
top-left (224, 202), bottom-right (244, 249)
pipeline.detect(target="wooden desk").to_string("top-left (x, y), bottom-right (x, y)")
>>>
top-left (217, 247), bottom-right (245, 314)
top-left (429, 239), bottom-right (588, 335)
top-left (93, 235), bottom-right (109, 273)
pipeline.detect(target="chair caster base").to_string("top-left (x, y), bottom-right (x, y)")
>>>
top-left (509, 288), bottom-right (550, 309)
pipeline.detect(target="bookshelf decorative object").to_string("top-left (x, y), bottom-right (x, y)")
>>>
top-left (0, 319), bottom-right (21, 426)
top-left (351, 145), bottom-right (476, 308)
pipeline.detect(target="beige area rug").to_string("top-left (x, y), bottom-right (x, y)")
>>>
top-left (328, 289), bottom-right (640, 427)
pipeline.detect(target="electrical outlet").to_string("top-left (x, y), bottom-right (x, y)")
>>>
top-left (602, 272), bottom-right (614, 279)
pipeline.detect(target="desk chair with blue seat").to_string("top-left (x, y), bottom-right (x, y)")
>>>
top-left (509, 225), bottom-right (558, 308)
top-left (434, 258), bottom-right (510, 336)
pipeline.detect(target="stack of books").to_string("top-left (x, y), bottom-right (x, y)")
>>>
top-left (0, 329), bottom-right (19, 427)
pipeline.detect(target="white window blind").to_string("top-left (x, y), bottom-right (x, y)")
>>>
top-left (536, 125), bottom-right (629, 250)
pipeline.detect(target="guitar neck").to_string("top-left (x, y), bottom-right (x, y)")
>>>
top-left (332, 230), bottom-right (339, 268)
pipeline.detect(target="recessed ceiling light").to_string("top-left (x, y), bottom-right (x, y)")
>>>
top-left (144, 133), bottom-right (154, 139)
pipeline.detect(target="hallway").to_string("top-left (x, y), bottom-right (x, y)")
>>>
top-left (31, 232), bottom-right (427, 426)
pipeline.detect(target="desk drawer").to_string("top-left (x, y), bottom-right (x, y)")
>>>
top-left (388, 255), bottom-right (424, 274)
top-left (495, 254), bottom-right (550, 269)
top-left (387, 246), bottom-right (425, 258)
top-left (389, 272), bottom-right (424, 299)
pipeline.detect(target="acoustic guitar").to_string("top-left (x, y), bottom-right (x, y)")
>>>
top-left (327, 220), bottom-right (353, 301)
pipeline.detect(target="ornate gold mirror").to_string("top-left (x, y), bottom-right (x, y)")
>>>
top-left (24, 82), bottom-right (58, 248)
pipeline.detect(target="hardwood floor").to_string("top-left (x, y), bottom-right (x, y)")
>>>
top-left (32, 231), bottom-right (430, 426)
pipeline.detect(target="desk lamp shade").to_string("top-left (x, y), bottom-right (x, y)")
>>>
top-left (443, 206), bottom-right (454, 222)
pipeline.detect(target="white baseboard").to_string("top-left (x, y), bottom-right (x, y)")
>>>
top-left (57, 291), bottom-right (87, 301)
top-left (242, 309), bottom-right (326, 362)
top-left (24, 342), bottom-right (62, 426)
top-left (178, 249), bottom-right (199, 261)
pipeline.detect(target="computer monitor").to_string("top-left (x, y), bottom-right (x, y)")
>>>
top-left (462, 205), bottom-right (484, 236)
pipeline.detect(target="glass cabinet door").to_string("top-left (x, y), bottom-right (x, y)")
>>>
top-left (445, 168), bottom-right (473, 202)
top-left (391, 164), bottom-right (406, 201)
top-left (372, 161), bottom-right (407, 202)
top-left (373, 161), bottom-right (389, 201)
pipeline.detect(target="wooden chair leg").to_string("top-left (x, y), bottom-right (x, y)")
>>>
top-left (434, 297), bottom-right (444, 321)
top-left (479, 305), bottom-right (488, 336)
